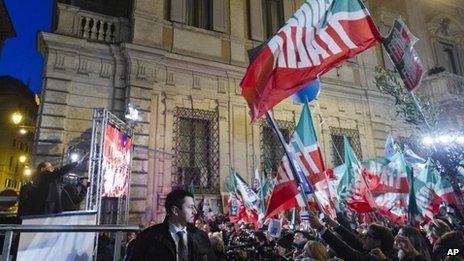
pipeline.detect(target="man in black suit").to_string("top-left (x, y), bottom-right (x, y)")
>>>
top-left (126, 189), bottom-right (216, 261)
top-left (31, 154), bottom-right (87, 215)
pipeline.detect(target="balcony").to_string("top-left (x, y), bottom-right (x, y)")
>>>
top-left (57, 0), bottom-right (132, 18)
top-left (421, 72), bottom-right (464, 106)
top-left (54, 2), bottom-right (130, 43)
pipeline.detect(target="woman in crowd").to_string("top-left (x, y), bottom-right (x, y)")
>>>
top-left (395, 226), bottom-right (432, 261)
top-left (295, 240), bottom-right (329, 261)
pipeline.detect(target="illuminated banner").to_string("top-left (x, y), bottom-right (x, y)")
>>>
top-left (102, 125), bottom-right (132, 198)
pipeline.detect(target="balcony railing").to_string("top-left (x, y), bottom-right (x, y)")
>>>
top-left (55, 3), bottom-right (130, 43)
top-left (421, 72), bottom-right (464, 103)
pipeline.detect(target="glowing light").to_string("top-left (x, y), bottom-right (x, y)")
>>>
top-left (19, 155), bottom-right (27, 163)
top-left (457, 136), bottom-right (464, 144)
top-left (70, 153), bottom-right (80, 162)
top-left (24, 167), bottom-right (31, 176)
top-left (19, 128), bottom-right (27, 135)
top-left (11, 112), bottom-right (23, 125)
top-left (438, 135), bottom-right (452, 143)
top-left (125, 103), bottom-right (140, 121)
top-left (422, 136), bottom-right (434, 145)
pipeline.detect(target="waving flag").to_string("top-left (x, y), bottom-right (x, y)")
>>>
top-left (265, 157), bottom-right (307, 219)
top-left (264, 111), bottom-right (317, 219)
top-left (241, 0), bottom-right (381, 121)
top-left (371, 152), bottom-right (410, 194)
top-left (411, 159), bottom-right (442, 221)
top-left (289, 103), bottom-right (327, 186)
top-left (384, 133), bottom-right (396, 159)
top-left (338, 137), bottom-right (376, 213)
top-left (233, 172), bottom-right (260, 210)
top-left (434, 173), bottom-right (457, 205)
top-left (227, 192), bottom-right (247, 223)
top-left (362, 153), bottom-right (410, 222)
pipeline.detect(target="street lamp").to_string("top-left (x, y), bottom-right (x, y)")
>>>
top-left (70, 152), bottom-right (80, 162)
top-left (11, 112), bottom-right (23, 125)
top-left (19, 155), bottom-right (27, 163)
top-left (19, 128), bottom-right (27, 135)
top-left (23, 166), bottom-right (31, 176)
top-left (125, 103), bottom-right (141, 122)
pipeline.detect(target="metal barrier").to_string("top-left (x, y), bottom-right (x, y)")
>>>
top-left (0, 225), bottom-right (140, 261)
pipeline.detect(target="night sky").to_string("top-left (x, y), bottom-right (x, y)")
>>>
top-left (0, 0), bottom-right (54, 94)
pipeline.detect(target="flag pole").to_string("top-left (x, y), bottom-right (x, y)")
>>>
top-left (409, 91), bottom-right (431, 128)
top-left (308, 101), bottom-right (338, 214)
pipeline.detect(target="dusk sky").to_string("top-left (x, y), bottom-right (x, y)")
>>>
top-left (0, 0), bottom-right (54, 93)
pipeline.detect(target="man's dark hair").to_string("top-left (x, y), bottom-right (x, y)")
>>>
top-left (369, 224), bottom-right (394, 251)
top-left (37, 162), bottom-right (49, 172)
top-left (165, 189), bottom-right (194, 215)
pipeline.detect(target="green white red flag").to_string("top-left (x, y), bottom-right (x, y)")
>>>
top-left (265, 103), bottom-right (328, 219)
top-left (410, 159), bottom-right (443, 221)
top-left (241, 0), bottom-right (381, 121)
top-left (337, 137), bottom-right (376, 213)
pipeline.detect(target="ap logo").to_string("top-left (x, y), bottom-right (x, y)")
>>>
top-left (447, 249), bottom-right (460, 256)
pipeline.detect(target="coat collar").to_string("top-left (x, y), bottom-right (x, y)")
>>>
top-left (160, 219), bottom-right (176, 257)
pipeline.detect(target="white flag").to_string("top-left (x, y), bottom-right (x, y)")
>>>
top-left (234, 172), bottom-right (259, 210)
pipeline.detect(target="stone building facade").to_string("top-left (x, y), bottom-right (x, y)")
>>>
top-left (34, 0), bottom-right (464, 224)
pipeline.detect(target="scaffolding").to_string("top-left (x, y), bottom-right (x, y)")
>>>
top-left (85, 108), bottom-right (134, 225)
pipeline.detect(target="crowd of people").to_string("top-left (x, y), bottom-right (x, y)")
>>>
top-left (122, 189), bottom-right (463, 261)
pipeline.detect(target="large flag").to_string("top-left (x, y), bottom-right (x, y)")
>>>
top-left (264, 112), bottom-right (315, 219)
top-left (370, 152), bottom-right (410, 194)
top-left (288, 103), bottom-right (338, 216)
top-left (289, 103), bottom-right (327, 186)
top-left (337, 137), bottom-right (376, 213)
top-left (265, 158), bottom-right (307, 219)
top-left (241, 0), bottom-right (382, 121)
top-left (362, 153), bottom-right (410, 222)
top-left (434, 173), bottom-right (457, 205)
top-left (411, 159), bottom-right (443, 221)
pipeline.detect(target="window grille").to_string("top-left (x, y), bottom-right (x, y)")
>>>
top-left (172, 108), bottom-right (219, 193)
top-left (186, 0), bottom-right (213, 30)
top-left (260, 119), bottom-right (294, 173)
top-left (330, 127), bottom-right (362, 166)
